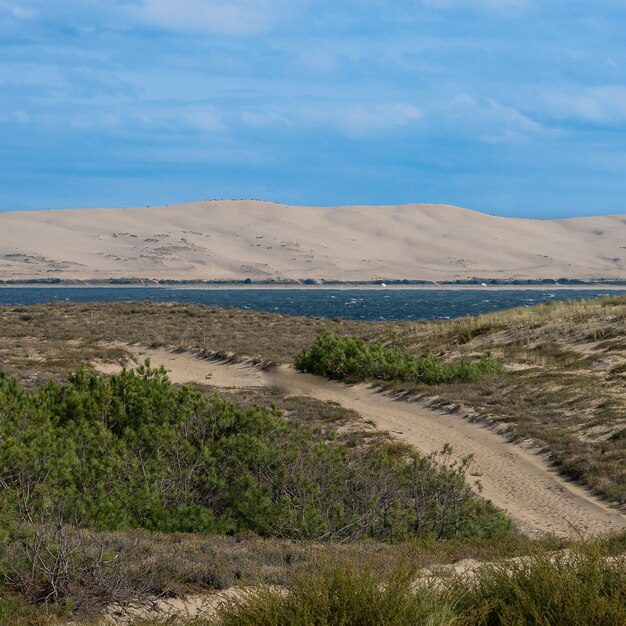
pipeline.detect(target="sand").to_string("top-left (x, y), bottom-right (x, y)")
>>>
top-left (95, 346), bottom-right (626, 539)
top-left (2, 200), bottom-right (626, 283)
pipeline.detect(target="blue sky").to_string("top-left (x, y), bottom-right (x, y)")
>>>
top-left (1, 1), bottom-right (626, 217)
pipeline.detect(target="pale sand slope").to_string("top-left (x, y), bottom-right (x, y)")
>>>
top-left (2, 200), bottom-right (626, 282)
top-left (96, 346), bottom-right (626, 538)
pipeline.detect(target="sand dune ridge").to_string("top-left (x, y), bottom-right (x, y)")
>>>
top-left (1, 200), bottom-right (625, 282)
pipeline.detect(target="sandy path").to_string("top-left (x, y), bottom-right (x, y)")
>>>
top-left (98, 346), bottom-right (626, 538)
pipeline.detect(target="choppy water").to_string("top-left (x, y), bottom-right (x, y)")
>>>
top-left (0, 287), bottom-right (624, 321)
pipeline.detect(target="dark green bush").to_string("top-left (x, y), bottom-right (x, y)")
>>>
top-left (295, 332), bottom-right (502, 384)
top-left (0, 365), bottom-right (509, 542)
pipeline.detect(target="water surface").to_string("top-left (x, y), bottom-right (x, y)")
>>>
top-left (1, 287), bottom-right (623, 321)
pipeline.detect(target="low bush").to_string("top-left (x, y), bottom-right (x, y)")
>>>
top-left (295, 332), bottom-right (502, 384)
top-left (452, 544), bottom-right (626, 626)
top-left (208, 543), bottom-right (626, 626)
top-left (0, 593), bottom-right (61, 625)
top-left (0, 364), bottom-right (509, 545)
top-left (215, 562), bottom-right (455, 626)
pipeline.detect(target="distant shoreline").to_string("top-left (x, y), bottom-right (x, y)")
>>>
top-left (3, 280), bottom-right (626, 291)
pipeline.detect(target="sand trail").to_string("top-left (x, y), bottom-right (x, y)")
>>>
top-left (97, 346), bottom-right (626, 539)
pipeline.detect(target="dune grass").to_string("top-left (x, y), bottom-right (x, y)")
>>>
top-left (211, 542), bottom-right (626, 626)
top-left (213, 562), bottom-right (454, 626)
top-left (451, 543), bottom-right (626, 626)
top-left (2, 297), bottom-right (623, 506)
top-left (0, 298), bottom-right (625, 624)
top-left (2, 536), bottom-right (624, 625)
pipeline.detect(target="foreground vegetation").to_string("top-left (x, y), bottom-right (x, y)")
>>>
top-left (1, 297), bottom-right (620, 505)
top-left (0, 296), bottom-right (625, 623)
top-left (0, 363), bottom-right (512, 616)
top-left (0, 364), bottom-right (507, 541)
top-left (215, 543), bottom-right (626, 626)
top-left (0, 538), bottom-right (624, 625)
top-left (295, 331), bottom-right (502, 383)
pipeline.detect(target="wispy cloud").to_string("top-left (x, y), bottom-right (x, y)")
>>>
top-left (240, 110), bottom-right (292, 128)
top-left (129, 0), bottom-right (295, 36)
top-left (536, 86), bottom-right (626, 125)
top-left (421, 0), bottom-right (533, 16)
top-left (0, 1), bottom-right (35, 20)
top-left (473, 97), bottom-right (543, 143)
top-left (302, 103), bottom-right (422, 138)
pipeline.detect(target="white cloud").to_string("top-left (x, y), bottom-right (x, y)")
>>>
top-left (180, 107), bottom-right (226, 131)
top-left (422, 0), bottom-right (532, 16)
top-left (481, 98), bottom-right (543, 142)
top-left (240, 111), bottom-right (292, 128)
top-left (310, 103), bottom-right (422, 137)
top-left (0, 1), bottom-right (35, 19)
top-left (120, 104), bottom-right (227, 133)
top-left (130, 0), bottom-right (291, 36)
top-left (0, 109), bottom-right (32, 125)
top-left (445, 95), bottom-right (545, 143)
top-left (13, 109), bottom-right (31, 124)
top-left (537, 86), bottom-right (626, 125)
top-left (0, 103), bottom-right (228, 135)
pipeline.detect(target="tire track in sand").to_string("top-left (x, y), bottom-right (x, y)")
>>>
top-left (98, 346), bottom-right (626, 538)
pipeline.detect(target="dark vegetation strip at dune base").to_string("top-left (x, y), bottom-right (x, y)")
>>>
top-left (4, 277), bottom-right (626, 285)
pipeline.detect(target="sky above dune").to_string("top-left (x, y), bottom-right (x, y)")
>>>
top-left (1, 1), bottom-right (625, 216)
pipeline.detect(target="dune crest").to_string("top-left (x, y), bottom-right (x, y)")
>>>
top-left (1, 200), bottom-right (625, 282)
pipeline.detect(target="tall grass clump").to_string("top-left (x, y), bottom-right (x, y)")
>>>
top-left (0, 593), bottom-right (61, 625)
top-left (215, 562), bottom-right (456, 626)
top-left (210, 545), bottom-right (626, 626)
top-left (295, 331), bottom-right (502, 384)
top-left (452, 543), bottom-right (626, 626)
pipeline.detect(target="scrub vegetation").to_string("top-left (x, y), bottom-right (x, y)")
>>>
top-left (295, 330), bottom-right (502, 383)
top-left (0, 364), bottom-right (507, 541)
top-left (0, 296), bottom-right (625, 623)
top-left (0, 297), bottom-right (623, 505)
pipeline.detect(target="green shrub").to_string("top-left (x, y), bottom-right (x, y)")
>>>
top-left (0, 593), bottom-right (60, 625)
top-left (0, 365), bottom-right (509, 543)
top-left (452, 544), bottom-right (626, 626)
top-left (295, 332), bottom-right (502, 384)
top-left (215, 562), bottom-right (456, 626)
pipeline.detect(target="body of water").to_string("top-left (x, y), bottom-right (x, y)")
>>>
top-left (0, 287), bottom-right (624, 321)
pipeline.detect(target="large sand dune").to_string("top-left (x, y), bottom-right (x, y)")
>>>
top-left (1, 200), bottom-right (626, 282)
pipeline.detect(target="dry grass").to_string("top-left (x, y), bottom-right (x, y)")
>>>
top-left (2, 298), bottom-right (625, 625)
top-left (2, 531), bottom-right (624, 625)
top-left (0, 301), bottom-right (386, 366)
top-left (386, 297), bottom-right (626, 507)
top-left (0, 297), bottom-right (624, 505)
top-left (1, 526), bottom-right (582, 603)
